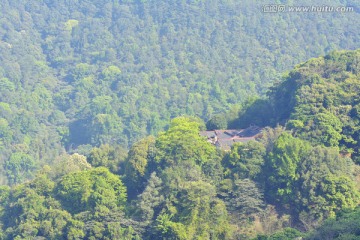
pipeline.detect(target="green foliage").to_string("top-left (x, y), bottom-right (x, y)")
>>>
top-left (0, 171), bottom-right (85, 239)
top-left (225, 141), bottom-right (266, 180)
top-left (102, 65), bottom-right (121, 81)
top-left (258, 126), bottom-right (286, 154)
top-left (151, 161), bottom-right (233, 240)
top-left (5, 152), bottom-right (36, 185)
top-left (56, 167), bottom-right (127, 214)
top-left (0, 104), bottom-right (360, 239)
top-left (306, 208), bottom-right (360, 240)
top-left (227, 178), bottom-right (265, 218)
top-left (88, 144), bottom-right (127, 173)
top-left (126, 136), bottom-right (155, 177)
top-left (0, 1), bottom-right (359, 238)
top-left (297, 147), bottom-right (360, 229)
top-left (0, 166), bottom-right (142, 239)
top-left (52, 153), bottom-right (92, 179)
top-left (64, 19), bottom-right (79, 31)
top-left (255, 227), bottom-right (303, 240)
top-left (136, 172), bottom-right (164, 223)
top-left (0, 78), bottom-right (15, 91)
top-left (264, 133), bottom-right (359, 230)
top-left (302, 111), bottom-right (343, 147)
top-left (0, 118), bottom-right (12, 147)
top-left (0, 0), bottom-right (359, 185)
top-left (225, 50), bottom-right (360, 234)
top-left (206, 114), bottom-right (228, 130)
top-left (124, 136), bottom-right (156, 198)
top-left (156, 117), bottom-right (216, 167)
top-left (236, 98), bottom-right (275, 128)
top-left (266, 50), bottom-right (360, 161)
top-left (265, 133), bottom-right (311, 204)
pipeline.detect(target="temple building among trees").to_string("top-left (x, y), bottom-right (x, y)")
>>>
top-left (200, 125), bottom-right (262, 150)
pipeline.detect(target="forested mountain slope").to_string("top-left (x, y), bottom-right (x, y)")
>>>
top-left (271, 50), bottom-right (360, 162)
top-left (1, 50), bottom-right (360, 239)
top-left (0, 1), bottom-right (359, 183)
top-left (220, 49), bottom-right (360, 161)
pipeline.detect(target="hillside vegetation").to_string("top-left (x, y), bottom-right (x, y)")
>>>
top-left (0, 0), bottom-right (360, 184)
top-left (229, 50), bottom-right (360, 162)
top-left (1, 50), bottom-right (360, 239)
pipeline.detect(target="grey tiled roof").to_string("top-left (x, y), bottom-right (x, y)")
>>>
top-left (217, 139), bottom-right (234, 151)
top-left (200, 126), bottom-right (262, 150)
top-left (237, 126), bottom-right (262, 137)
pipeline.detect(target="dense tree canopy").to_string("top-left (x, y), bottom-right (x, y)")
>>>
top-left (0, 0), bottom-right (360, 238)
top-left (0, 0), bottom-right (359, 185)
top-left (270, 50), bottom-right (360, 163)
